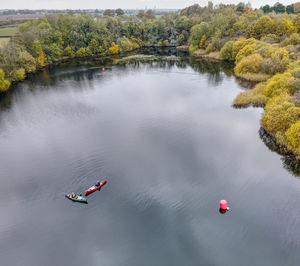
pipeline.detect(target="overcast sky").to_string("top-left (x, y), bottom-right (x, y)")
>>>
top-left (0, 0), bottom-right (294, 10)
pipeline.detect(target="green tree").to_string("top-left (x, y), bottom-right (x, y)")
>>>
top-left (220, 40), bottom-right (234, 61)
top-left (103, 9), bottom-right (115, 17)
top-left (236, 2), bottom-right (245, 12)
top-left (286, 4), bottom-right (294, 14)
top-left (273, 2), bottom-right (285, 14)
top-left (262, 5), bottom-right (272, 13)
top-left (115, 8), bottom-right (125, 16)
top-left (188, 22), bottom-right (209, 50)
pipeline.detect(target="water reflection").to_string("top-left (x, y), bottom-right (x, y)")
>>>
top-left (1, 51), bottom-right (298, 176)
top-left (0, 50), bottom-right (299, 266)
top-left (259, 128), bottom-right (300, 177)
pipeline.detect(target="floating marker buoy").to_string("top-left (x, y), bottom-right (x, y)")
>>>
top-left (102, 67), bottom-right (105, 72)
top-left (220, 199), bottom-right (229, 210)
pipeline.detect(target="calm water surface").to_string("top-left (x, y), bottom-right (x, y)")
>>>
top-left (0, 54), bottom-right (299, 266)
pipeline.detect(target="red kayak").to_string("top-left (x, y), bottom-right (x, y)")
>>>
top-left (85, 180), bottom-right (107, 196)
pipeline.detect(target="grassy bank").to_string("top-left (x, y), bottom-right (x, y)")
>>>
top-left (0, 26), bottom-right (17, 37)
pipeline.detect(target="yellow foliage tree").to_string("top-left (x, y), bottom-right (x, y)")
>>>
top-left (36, 51), bottom-right (46, 68)
top-left (235, 42), bottom-right (256, 63)
top-left (109, 42), bottom-right (119, 54)
top-left (274, 18), bottom-right (295, 37)
top-left (285, 121), bottom-right (300, 154)
top-left (232, 37), bottom-right (256, 60)
top-left (0, 69), bottom-right (11, 92)
top-left (235, 53), bottom-right (263, 74)
top-left (199, 34), bottom-right (206, 48)
top-left (261, 94), bottom-right (300, 134)
top-left (232, 37), bottom-right (246, 59)
top-left (76, 48), bottom-right (88, 57)
top-left (263, 72), bottom-right (296, 97)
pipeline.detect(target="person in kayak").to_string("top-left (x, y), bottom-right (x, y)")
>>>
top-left (95, 180), bottom-right (100, 187)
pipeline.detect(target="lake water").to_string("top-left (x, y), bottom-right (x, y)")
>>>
top-left (0, 52), bottom-right (299, 266)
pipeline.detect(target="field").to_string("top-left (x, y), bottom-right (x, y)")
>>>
top-left (0, 26), bottom-right (17, 37)
top-left (0, 38), bottom-right (10, 47)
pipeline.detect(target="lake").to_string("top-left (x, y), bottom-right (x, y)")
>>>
top-left (0, 51), bottom-right (299, 266)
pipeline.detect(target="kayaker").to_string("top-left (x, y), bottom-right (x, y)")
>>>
top-left (95, 180), bottom-right (100, 187)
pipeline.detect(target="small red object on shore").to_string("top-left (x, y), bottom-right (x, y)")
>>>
top-left (102, 67), bottom-right (105, 72)
top-left (220, 200), bottom-right (228, 210)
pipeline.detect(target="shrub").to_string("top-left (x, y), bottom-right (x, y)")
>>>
top-left (17, 51), bottom-right (36, 73)
top-left (285, 121), bottom-right (300, 153)
top-left (220, 40), bottom-right (234, 61)
top-left (162, 40), bottom-right (169, 46)
top-left (188, 22), bottom-right (209, 50)
top-left (247, 16), bottom-right (275, 39)
top-left (235, 53), bottom-right (263, 74)
top-left (263, 72), bottom-right (297, 97)
top-left (261, 57), bottom-right (286, 75)
top-left (280, 33), bottom-right (299, 47)
top-left (0, 69), bottom-right (10, 91)
top-left (76, 48), bottom-right (88, 57)
top-left (274, 18), bottom-right (295, 37)
top-left (63, 46), bottom-right (75, 57)
top-left (11, 68), bottom-right (26, 82)
top-left (109, 42), bottom-right (119, 54)
top-left (235, 42), bottom-right (256, 63)
top-left (261, 94), bottom-right (300, 134)
top-left (234, 83), bottom-right (268, 107)
top-left (232, 37), bottom-right (246, 59)
top-left (119, 37), bottom-right (139, 52)
top-left (260, 34), bottom-right (280, 44)
top-left (232, 37), bottom-right (256, 60)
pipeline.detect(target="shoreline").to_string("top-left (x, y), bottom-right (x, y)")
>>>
top-left (1, 47), bottom-right (299, 162)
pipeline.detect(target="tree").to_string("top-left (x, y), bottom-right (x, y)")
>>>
top-left (274, 18), bottom-right (294, 37)
top-left (261, 94), bottom-right (300, 134)
top-left (11, 68), bottom-right (25, 82)
top-left (137, 10), bottom-right (145, 19)
top-left (17, 51), bottom-right (36, 73)
top-left (145, 10), bottom-right (155, 20)
top-left (285, 121), bottom-right (300, 153)
top-left (88, 38), bottom-right (100, 55)
top-left (286, 4), bottom-right (294, 14)
top-left (103, 9), bottom-right (115, 17)
top-left (63, 46), bottom-right (75, 57)
top-left (273, 2), bottom-right (285, 14)
top-left (247, 16), bottom-right (275, 39)
top-left (262, 5), bottom-right (272, 13)
top-left (115, 8), bottom-right (125, 16)
top-left (236, 2), bottom-right (245, 12)
top-left (76, 48), bottom-right (88, 57)
top-left (188, 22), bottom-right (209, 50)
top-left (0, 69), bottom-right (10, 92)
top-left (235, 53), bottom-right (263, 74)
top-left (220, 40), bottom-right (234, 61)
top-left (109, 42), bottom-right (119, 54)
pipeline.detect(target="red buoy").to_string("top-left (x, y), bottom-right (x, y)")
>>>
top-left (102, 67), bottom-right (105, 72)
top-left (220, 200), bottom-right (228, 210)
